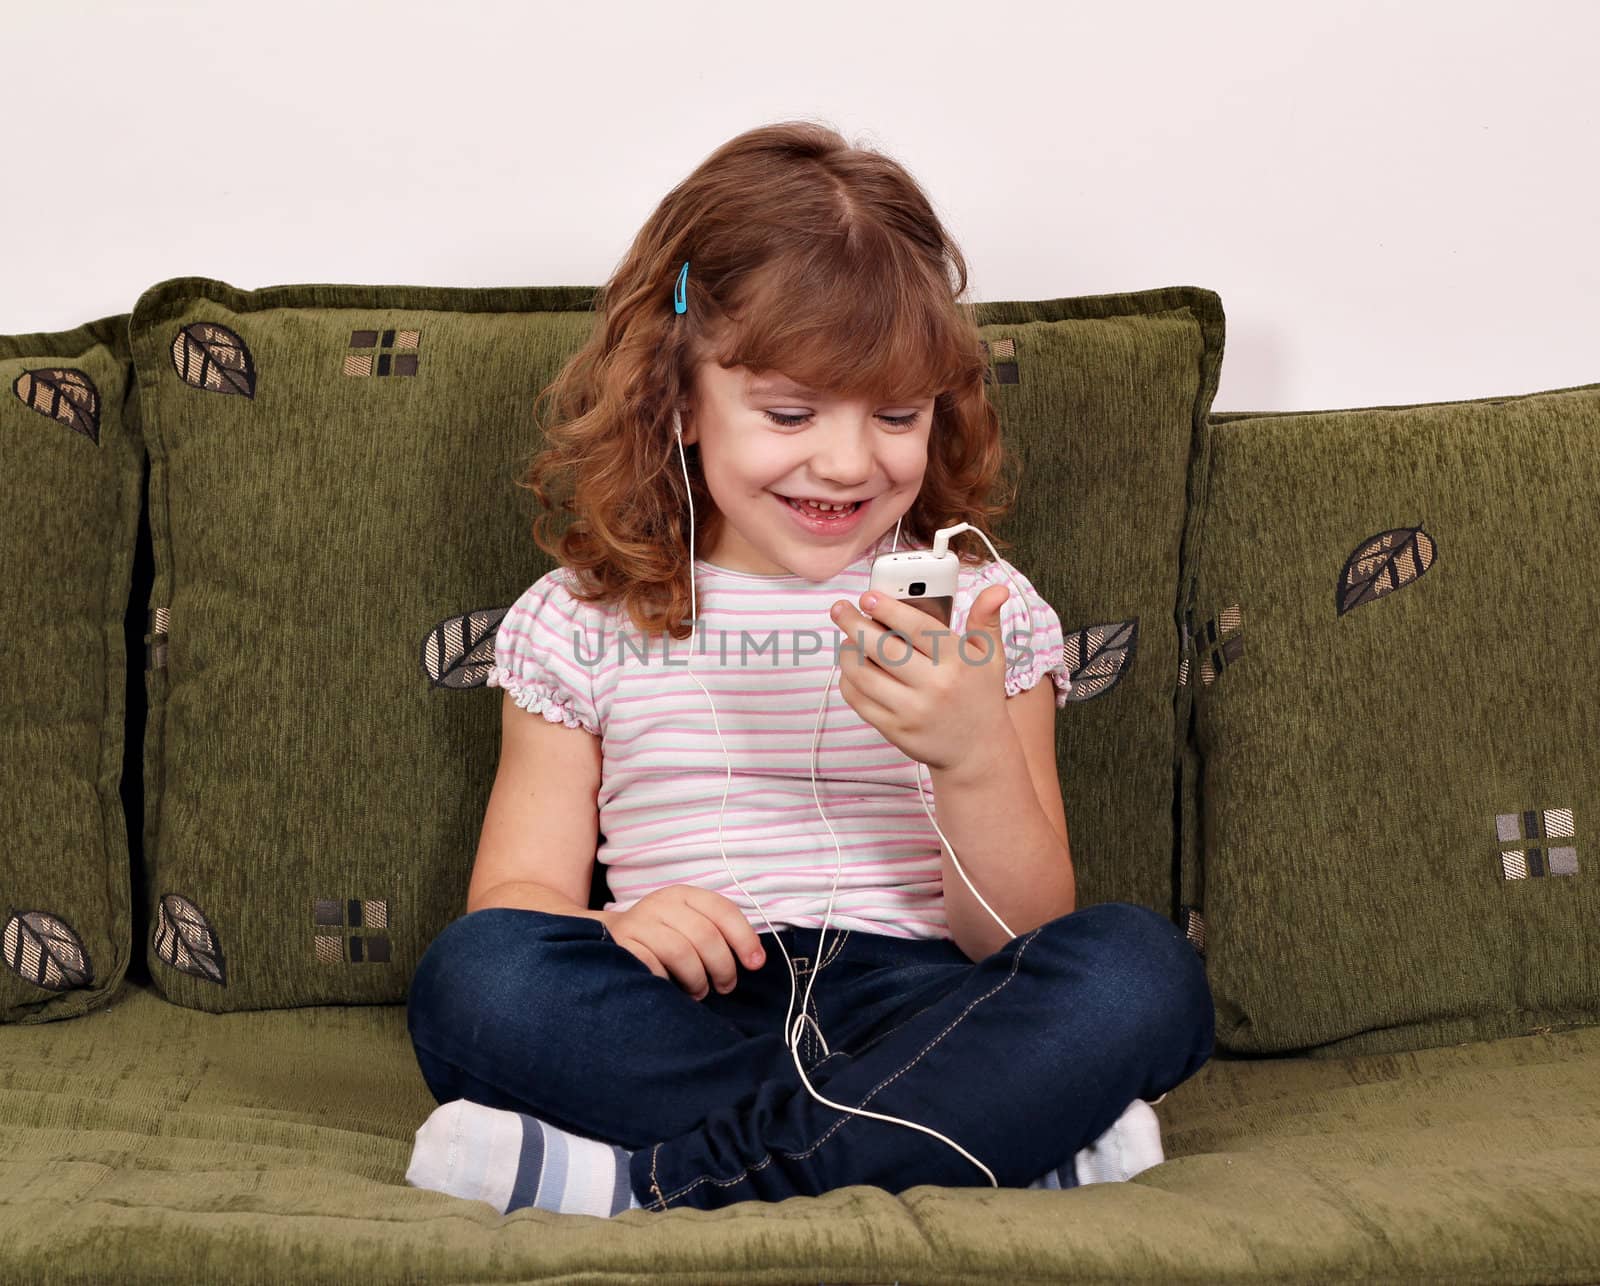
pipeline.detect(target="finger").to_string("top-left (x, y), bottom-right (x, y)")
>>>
top-left (661, 921), bottom-right (714, 999)
top-left (837, 670), bottom-right (897, 729)
top-left (838, 644), bottom-right (906, 710)
top-left (683, 905), bottom-right (741, 995)
top-left (832, 605), bottom-right (924, 679)
top-left (692, 889), bottom-right (766, 973)
top-left (665, 902), bottom-right (732, 991)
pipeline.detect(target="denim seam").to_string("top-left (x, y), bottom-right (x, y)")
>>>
top-left (651, 921), bottom-right (1044, 1208)
top-left (819, 930), bottom-right (850, 970)
top-left (794, 961), bottom-right (814, 1063)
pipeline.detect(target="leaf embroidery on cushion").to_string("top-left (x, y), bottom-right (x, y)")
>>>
top-left (1064, 617), bottom-right (1139, 699)
top-left (170, 321), bottom-right (256, 398)
top-left (11, 367), bottom-right (101, 443)
top-left (153, 892), bottom-right (227, 985)
top-left (1, 907), bottom-right (94, 991)
top-left (1337, 525), bottom-right (1435, 615)
top-left (422, 606), bottom-right (506, 688)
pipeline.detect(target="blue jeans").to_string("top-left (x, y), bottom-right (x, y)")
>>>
top-left (406, 900), bottom-right (1215, 1212)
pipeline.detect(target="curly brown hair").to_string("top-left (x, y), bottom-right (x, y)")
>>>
top-left (520, 119), bottom-right (1019, 641)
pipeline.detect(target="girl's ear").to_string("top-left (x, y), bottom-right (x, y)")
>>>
top-left (675, 402), bottom-right (697, 446)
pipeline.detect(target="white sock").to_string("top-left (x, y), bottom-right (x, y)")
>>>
top-left (406, 1099), bottom-right (643, 1216)
top-left (1027, 1096), bottom-right (1166, 1189)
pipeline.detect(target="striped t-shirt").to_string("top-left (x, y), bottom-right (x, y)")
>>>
top-left (486, 533), bottom-right (1072, 941)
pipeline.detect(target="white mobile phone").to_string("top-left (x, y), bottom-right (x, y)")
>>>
top-left (868, 549), bottom-right (959, 626)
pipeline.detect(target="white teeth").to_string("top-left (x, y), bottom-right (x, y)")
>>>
top-left (792, 498), bottom-right (857, 512)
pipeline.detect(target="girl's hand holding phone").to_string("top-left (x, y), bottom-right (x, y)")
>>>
top-left (606, 885), bottom-right (766, 1001)
top-left (829, 583), bottom-right (1015, 775)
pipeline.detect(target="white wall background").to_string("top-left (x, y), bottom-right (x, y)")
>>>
top-left (2, 0), bottom-right (1594, 412)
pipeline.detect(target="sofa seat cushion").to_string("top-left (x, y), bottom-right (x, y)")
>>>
top-left (1, 977), bottom-right (1597, 1282)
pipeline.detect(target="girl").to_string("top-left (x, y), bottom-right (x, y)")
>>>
top-left (404, 120), bottom-right (1215, 1217)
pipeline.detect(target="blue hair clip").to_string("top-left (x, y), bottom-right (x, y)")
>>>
top-left (674, 261), bottom-right (689, 314)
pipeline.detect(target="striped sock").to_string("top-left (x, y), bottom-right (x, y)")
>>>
top-left (406, 1099), bottom-right (643, 1216)
top-left (1027, 1096), bottom-right (1167, 1190)
top-left (1027, 1156), bottom-right (1081, 1189)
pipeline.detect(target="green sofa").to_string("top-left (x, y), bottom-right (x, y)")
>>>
top-left (3, 279), bottom-right (1597, 1283)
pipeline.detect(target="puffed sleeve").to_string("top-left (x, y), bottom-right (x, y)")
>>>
top-left (486, 568), bottom-right (603, 736)
top-left (953, 558), bottom-right (1073, 708)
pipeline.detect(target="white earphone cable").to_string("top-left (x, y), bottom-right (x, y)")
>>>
top-left (671, 409), bottom-right (1035, 1188)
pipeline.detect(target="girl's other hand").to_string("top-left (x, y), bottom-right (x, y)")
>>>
top-left (830, 583), bottom-right (1014, 773)
top-left (605, 885), bottom-right (766, 1000)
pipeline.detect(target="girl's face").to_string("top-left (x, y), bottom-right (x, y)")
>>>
top-left (678, 360), bottom-right (935, 581)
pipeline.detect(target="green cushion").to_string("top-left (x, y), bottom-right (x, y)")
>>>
top-left (2, 975), bottom-right (1597, 1279)
top-left (1181, 382), bottom-right (1600, 1056)
top-left (128, 277), bottom-right (1219, 1012)
top-left (970, 290), bottom-right (1222, 925)
top-left (0, 316), bottom-right (143, 1024)
top-left (128, 278), bottom-right (600, 1013)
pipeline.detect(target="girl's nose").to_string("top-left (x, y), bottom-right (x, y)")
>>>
top-left (810, 423), bottom-right (875, 483)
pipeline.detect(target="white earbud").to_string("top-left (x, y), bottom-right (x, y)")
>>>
top-left (668, 403), bottom-right (1007, 1188)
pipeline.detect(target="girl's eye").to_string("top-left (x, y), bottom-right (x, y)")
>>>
top-left (762, 411), bottom-right (921, 429)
